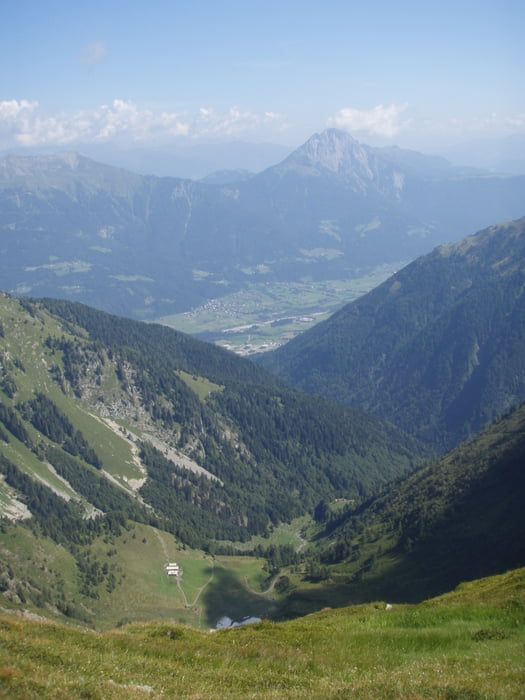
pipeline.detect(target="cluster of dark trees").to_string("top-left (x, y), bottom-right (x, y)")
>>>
top-left (0, 452), bottom-right (140, 603)
top-left (0, 454), bottom-right (133, 546)
top-left (308, 402), bottom-right (525, 600)
top-left (0, 403), bottom-right (30, 444)
top-left (19, 393), bottom-right (102, 468)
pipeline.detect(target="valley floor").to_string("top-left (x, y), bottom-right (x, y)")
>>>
top-left (157, 264), bottom-right (402, 354)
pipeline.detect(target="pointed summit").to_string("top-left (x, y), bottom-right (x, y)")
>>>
top-left (279, 128), bottom-right (365, 175)
top-left (297, 128), bottom-right (361, 173)
top-left (271, 128), bottom-right (405, 197)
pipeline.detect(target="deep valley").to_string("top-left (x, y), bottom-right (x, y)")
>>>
top-left (0, 133), bottom-right (524, 699)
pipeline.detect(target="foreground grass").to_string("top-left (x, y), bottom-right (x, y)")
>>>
top-left (1, 569), bottom-right (523, 699)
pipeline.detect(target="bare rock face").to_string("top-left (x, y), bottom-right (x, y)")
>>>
top-left (277, 128), bottom-right (405, 197)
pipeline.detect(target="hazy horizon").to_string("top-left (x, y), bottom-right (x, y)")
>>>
top-left (1, 0), bottom-right (523, 168)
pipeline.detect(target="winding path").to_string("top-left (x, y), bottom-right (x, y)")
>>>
top-left (153, 528), bottom-right (170, 560)
top-left (243, 573), bottom-right (278, 596)
top-left (153, 529), bottom-right (215, 610)
top-left (185, 558), bottom-right (215, 608)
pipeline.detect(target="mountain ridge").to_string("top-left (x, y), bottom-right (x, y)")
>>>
top-left (271, 129), bottom-right (407, 200)
top-left (258, 216), bottom-right (525, 451)
top-left (0, 292), bottom-right (426, 543)
top-left (2, 129), bottom-right (524, 323)
top-left (306, 399), bottom-right (525, 605)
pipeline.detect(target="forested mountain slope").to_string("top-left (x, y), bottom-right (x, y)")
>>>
top-left (259, 216), bottom-right (525, 451)
top-left (1, 292), bottom-right (522, 632)
top-left (305, 401), bottom-right (525, 605)
top-left (0, 293), bottom-right (425, 549)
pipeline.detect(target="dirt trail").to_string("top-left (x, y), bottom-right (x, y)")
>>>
top-left (243, 574), bottom-right (277, 596)
top-left (187, 558), bottom-right (215, 607)
top-left (153, 528), bottom-right (170, 561)
top-left (295, 533), bottom-right (308, 553)
top-left (176, 578), bottom-right (190, 607)
top-left (153, 529), bottom-right (188, 604)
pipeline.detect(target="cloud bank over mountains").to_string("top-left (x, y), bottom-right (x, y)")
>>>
top-left (1, 98), bottom-right (524, 155)
top-left (0, 99), bottom-right (287, 149)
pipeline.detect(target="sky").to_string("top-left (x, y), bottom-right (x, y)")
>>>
top-left (1, 0), bottom-right (524, 158)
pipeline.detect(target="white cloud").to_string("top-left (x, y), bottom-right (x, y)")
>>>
top-left (90, 100), bottom-right (190, 141)
top-left (505, 114), bottom-right (525, 129)
top-left (417, 112), bottom-right (525, 142)
top-left (0, 99), bottom-right (38, 125)
top-left (328, 103), bottom-right (411, 138)
top-left (0, 99), bottom-right (189, 147)
top-left (193, 106), bottom-right (283, 138)
top-left (0, 99), bottom-right (287, 148)
top-left (328, 105), bottom-right (525, 145)
top-left (0, 99), bottom-right (40, 147)
top-left (475, 112), bottom-right (525, 132)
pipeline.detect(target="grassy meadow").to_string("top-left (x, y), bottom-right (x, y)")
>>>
top-left (0, 568), bottom-right (523, 698)
top-left (0, 519), bottom-right (276, 632)
top-left (87, 524), bottom-right (276, 630)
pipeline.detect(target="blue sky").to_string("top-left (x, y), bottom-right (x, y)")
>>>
top-left (1, 0), bottom-right (524, 154)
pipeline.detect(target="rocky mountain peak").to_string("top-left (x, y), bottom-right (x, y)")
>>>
top-left (300, 129), bottom-right (360, 170)
top-left (292, 128), bottom-right (369, 174)
top-left (273, 128), bottom-right (404, 197)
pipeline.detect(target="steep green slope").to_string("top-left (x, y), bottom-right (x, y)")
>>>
top-left (260, 216), bottom-right (525, 451)
top-left (0, 568), bottom-right (523, 699)
top-left (0, 293), bottom-right (427, 624)
top-left (36, 296), bottom-right (426, 512)
top-left (299, 401), bottom-right (525, 608)
top-left (0, 518), bottom-right (274, 630)
top-left (0, 293), bottom-right (426, 541)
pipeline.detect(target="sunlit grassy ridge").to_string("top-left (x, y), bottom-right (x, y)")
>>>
top-left (1, 568), bottom-right (524, 699)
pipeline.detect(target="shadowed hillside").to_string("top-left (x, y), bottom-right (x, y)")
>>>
top-left (283, 401), bottom-right (525, 614)
top-left (260, 216), bottom-right (525, 451)
top-left (0, 568), bottom-right (523, 698)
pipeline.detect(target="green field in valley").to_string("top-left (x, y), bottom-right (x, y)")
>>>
top-left (0, 520), bottom-right (275, 632)
top-left (157, 264), bottom-right (403, 354)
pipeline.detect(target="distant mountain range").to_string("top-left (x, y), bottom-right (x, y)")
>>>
top-left (1, 129), bottom-right (524, 321)
top-left (1, 126), bottom-right (525, 633)
top-left (259, 217), bottom-right (525, 452)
